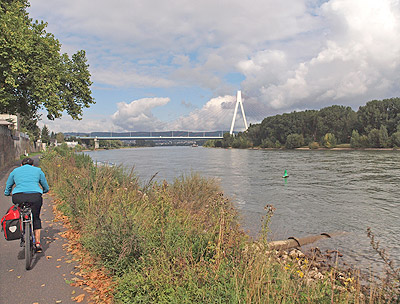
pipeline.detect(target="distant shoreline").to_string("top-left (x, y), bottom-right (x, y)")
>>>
top-left (247, 147), bottom-right (400, 151)
top-left (84, 146), bottom-right (400, 152)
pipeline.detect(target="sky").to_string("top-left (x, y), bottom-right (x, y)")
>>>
top-left (28, 0), bottom-right (400, 133)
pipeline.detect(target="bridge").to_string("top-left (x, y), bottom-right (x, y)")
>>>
top-left (77, 91), bottom-right (249, 148)
top-left (77, 131), bottom-right (226, 140)
top-left (76, 131), bottom-right (227, 149)
top-left (77, 131), bottom-right (227, 149)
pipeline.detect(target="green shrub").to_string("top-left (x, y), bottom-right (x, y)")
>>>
top-left (260, 138), bottom-right (275, 148)
top-left (322, 133), bottom-right (337, 148)
top-left (285, 134), bottom-right (304, 149)
top-left (309, 141), bottom-right (320, 149)
top-left (368, 126), bottom-right (390, 148)
top-left (391, 131), bottom-right (400, 147)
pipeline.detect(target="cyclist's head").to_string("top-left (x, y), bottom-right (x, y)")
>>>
top-left (21, 158), bottom-right (34, 166)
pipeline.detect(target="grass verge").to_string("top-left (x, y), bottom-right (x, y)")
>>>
top-left (40, 146), bottom-right (397, 303)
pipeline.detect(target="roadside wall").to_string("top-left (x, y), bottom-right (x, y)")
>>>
top-left (0, 125), bottom-right (38, 171)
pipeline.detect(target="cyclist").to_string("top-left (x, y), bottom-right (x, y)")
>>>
top-left (4, 157), bottom-right (49, 252)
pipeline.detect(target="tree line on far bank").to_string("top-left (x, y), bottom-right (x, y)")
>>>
top-left (205, 98), bottom-right (400, 149)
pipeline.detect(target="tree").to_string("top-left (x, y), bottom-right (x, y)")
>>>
top-left (41, 125), bottom-right (50, 144)
top-left (260, 138), bottom-right (275, 148)
top-left (20, 116), bottom-right (40, 141)
top-left (391, 131), bottom-right (400, 147)
top-left (368, 129), bottom-right (380, 147)
top-left (56, 132), bottom-right (64, 143)
top-left (316, 106), bottom-right (357, 144)
top-left (322, 133), bottom-right (337, 148)
top-left (214, 140), bottom-right (222, 147)
top-left (100, 140), bottom-right (123, 149)
top-left (285, 134), bottom-right (304, 149)
top-left (232, 135), bottom-right (251, 148)
top-left (246, 124), bottom-right (262, 146)
top-left (350, 130), bottom-right (361, 148)
top-left (203, 140), bottom-right (215, 147)
top-left (222, 132), bottom-right (234, 148)
top-left (0, 0), bottom-right (94, 126)
top-left (367, 126), bottom-right (389, 148)
top-left (357, 98), bottom-right (400, 136)
top-left (378, 125), bottom-right (389, 148)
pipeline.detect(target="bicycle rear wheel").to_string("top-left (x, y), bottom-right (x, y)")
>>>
top-left (24, 221), bottom-right (33, 270)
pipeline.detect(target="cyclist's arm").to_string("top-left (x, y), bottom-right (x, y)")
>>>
top-left (39, 170), bottom-right (49, 193)
top-left (4, 172), bottom-right (15, 196)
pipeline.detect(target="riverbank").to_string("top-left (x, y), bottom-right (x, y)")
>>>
top-left (37, 146), bottom-right (400, 303)
top-left (244, 146), bottom-right (399, 151)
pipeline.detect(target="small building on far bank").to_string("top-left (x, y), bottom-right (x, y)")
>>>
top-left (65, 141), bottom-right (79, 148)
top-left (50, 140), bottom-right (79, 148)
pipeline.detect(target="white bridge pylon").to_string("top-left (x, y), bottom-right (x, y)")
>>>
top-left (229, 90), bottom-right (248, 135)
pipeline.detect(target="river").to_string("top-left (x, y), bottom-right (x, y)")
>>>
top-left (86, 146), bottom-right (400, 274)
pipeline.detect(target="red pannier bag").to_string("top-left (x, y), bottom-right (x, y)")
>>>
top-left (1, 205), bottom-right (22, 241)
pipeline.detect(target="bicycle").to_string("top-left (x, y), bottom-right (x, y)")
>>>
top-left (19, 202), bottom-right (36, 270)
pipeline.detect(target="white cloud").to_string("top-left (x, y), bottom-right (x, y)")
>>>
top-left (28, 0), bottom-right (316, 91)
top-left (111, 97), bottom-right (170, 131)
top-left (168, 95), bottom-right (240, 131)
top-left (242, 0), bottom-right (400, 112)
top-left (38, 115), bottom-right (115, 133)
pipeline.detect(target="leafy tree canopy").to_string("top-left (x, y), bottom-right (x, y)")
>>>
top-left (56, 132), bottom-right (64, 143)
top-left (0, 0), bottom-right (94, 126)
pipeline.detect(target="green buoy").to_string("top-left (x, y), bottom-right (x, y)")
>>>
top-left (282, 169), bottom-right (289, 178)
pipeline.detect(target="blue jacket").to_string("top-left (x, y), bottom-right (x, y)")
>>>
top-left (4, 165), bottom-right (49, 196)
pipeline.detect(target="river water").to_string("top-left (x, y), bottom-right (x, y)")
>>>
top-left (86, 147), bottom-right (400, 274)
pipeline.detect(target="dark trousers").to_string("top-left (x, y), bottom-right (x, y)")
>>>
top-left (12, 193), bottom-right (43, 230)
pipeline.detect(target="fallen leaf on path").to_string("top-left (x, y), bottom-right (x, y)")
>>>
top-left (55, 301), bottom-right (62, 303)
top-left (56, 265), bottom-right (61, 268)
top-left (74, 294), bottom-right (85, 302)
top-left (41, 284), bottom-right (45, 287)
top-left (57, 258), bottom-right (62, 261)
top-left (46, 256), bottom-right (53, 259)
top-left (8, 269), bottom-right (14, 272)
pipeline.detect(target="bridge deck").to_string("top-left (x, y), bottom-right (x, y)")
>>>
top-left (78, 136), bottom-right (223, 140)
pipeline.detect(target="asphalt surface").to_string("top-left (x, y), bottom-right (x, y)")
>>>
top-left (0, 157), bottom-right (89, 304)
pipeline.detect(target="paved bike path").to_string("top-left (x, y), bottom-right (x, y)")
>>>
top-left (0, 158), bottom-right (89, 304)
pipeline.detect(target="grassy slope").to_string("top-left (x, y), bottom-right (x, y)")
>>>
top-left (40, 147), bottom-right (392, 303)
